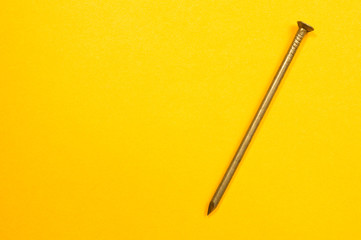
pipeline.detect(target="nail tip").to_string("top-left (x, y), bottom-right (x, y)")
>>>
top-left (207, 202), bottom-right (215, 216)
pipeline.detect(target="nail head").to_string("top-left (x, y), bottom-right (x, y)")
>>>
top-left (297, 21), bottom-right (314, 32)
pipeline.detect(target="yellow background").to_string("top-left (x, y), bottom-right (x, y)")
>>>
top-left (1, 1), bottom-right (361, 239)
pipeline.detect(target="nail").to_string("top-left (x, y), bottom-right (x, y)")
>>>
top-left (207, 21), bottom-right (314, 215)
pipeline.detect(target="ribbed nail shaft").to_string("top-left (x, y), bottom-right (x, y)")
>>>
top-left (208, 21), bottom-right (314, 215)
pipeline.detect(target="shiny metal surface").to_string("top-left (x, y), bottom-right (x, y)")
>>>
top-left (208, 21), bottom-right (314, 215)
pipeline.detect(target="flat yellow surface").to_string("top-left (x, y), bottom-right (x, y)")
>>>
top-left (1, 1), bottom-right (361, 239)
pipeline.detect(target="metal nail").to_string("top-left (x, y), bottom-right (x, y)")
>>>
top-left (208, 21), bottom-right (314, 215)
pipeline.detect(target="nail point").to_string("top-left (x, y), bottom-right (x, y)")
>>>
top-left (207, 201), bottom-right (215, 215)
